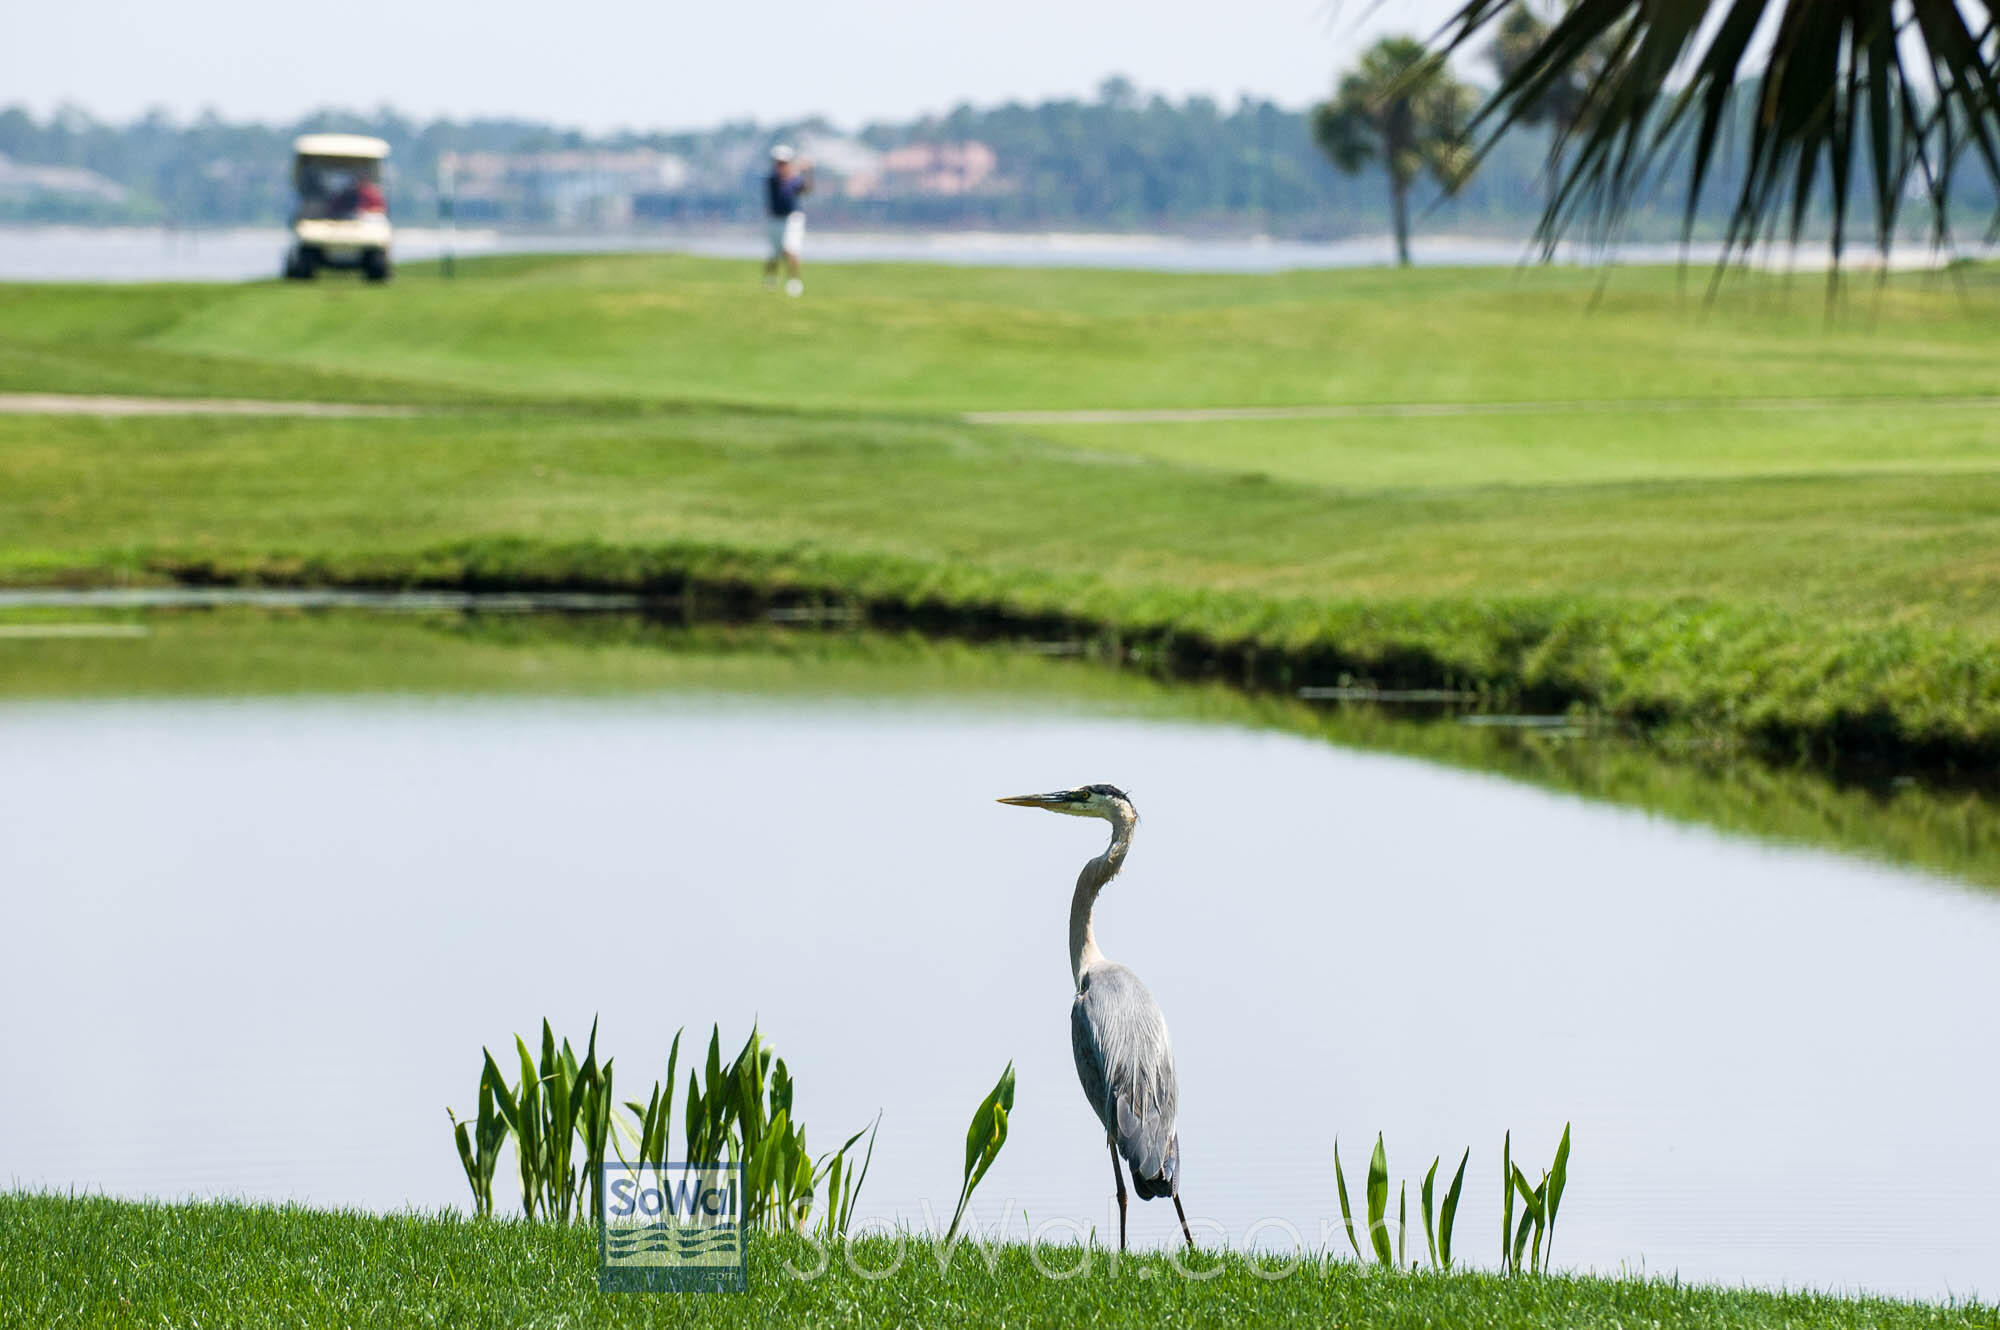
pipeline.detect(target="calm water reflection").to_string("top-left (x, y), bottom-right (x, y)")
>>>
top-left (3, 694), bottom-right (1996, 1299)
top-left (9, 225), bottom-right (1990, 282)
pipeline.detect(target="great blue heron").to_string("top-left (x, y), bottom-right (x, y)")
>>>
top-left (998, 783), bottom-right (1193, 1252)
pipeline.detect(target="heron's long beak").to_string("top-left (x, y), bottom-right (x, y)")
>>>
top-left (997, 791), bottom-right (1072, 808)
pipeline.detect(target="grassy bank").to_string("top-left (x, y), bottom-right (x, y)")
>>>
top-left (4, 256), bottom-right (2000, 772)
top-left (3, 1194), bottom-right (1985, 1329)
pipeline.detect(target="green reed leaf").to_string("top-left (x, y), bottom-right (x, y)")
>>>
top-left (948, 1061), bottom-right (1016, 1244)
top-left (448, 1110), bottom-right (479, 1204)
top-left (1367, 1133), bottom-right (1392, 1267)
top-left (1334, 1138), bottom-right (1362, 1260)
top-left (659, 1028), bottom-right (681, 1162)
top-left (482, 1050), bottom-right (519, 1136)
top-left (1545, 1123), bottom-right (1571, 1274)
top-left (1421, 1156), bottom-right (1440, 1269)
top-left (1440, 1147), bottom-right (1468, 1270)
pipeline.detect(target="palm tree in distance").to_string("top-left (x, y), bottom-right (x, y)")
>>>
top-left (1312, 36), bottom-right (1476, 266)
top-left (1438, 0), bottom-right (2000, 264)
top-left (1484, 3), bottom-right (1615, 136)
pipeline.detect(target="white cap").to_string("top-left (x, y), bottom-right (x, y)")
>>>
top-left (770, 144), bottom-right (795, 163)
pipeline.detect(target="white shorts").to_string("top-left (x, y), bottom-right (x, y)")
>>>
top-left (769, 212), bottom-right (805, 258)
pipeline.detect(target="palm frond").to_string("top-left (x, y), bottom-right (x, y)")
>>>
top-left (1440, 0), bottom-right (2000, 262)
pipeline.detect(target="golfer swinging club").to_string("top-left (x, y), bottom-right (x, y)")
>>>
top-left (763, 145), bottom-right (811, 297)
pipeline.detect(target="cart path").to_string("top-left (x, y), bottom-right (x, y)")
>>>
top-left (8, 390), bottom-right (2000, 423)
top-left (963, 395), bottom-right (2000, 425)
top-left (0, 393), bottom-right (421, 418)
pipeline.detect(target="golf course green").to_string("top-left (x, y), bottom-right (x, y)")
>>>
top-left (5, 253), bottom-right (1999, 771)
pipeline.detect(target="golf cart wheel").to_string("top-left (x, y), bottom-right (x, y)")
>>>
top-left (287, 247), bottom-right (320, 281)
top-left (363, 249), bottom-right (392, 283)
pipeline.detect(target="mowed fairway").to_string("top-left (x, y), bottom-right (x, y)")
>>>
top-left (119, 257), bottom-right (2000, 409)
top-left (5, 410), bottom-right (2000, 630)
top-left (4, 254), bottom-right (2000, 761)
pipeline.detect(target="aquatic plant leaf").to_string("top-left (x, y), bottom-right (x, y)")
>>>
top-left (837, 1113), bottom-right (880, 1239)
top-left (1421, 1156), bottom-right (1440, 1269)
top-left (1544, 1124), bottom-right (1571, 1274)
top-left (1367, 1133), bottom-right (1392, 1267)
top-left (448, 1110), bottom-right (480, 1211)
top-left (1440, 1147), bottom-right (1469, 1270)
top-left (482, 1050), bottom-right (519, 1136)
top-left (948, 1062), bottom-right (1016, 1244)
top-left (1334, 1138), bottom-right (1362, 1261)
top-left (658, 1028), bottom-right (682, 1162)
top-left (1398, 1179), bottom-right (1408, 1269)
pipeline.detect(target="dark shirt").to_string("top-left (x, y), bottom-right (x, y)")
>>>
top-left (766, 170), bottom-right (806, 217)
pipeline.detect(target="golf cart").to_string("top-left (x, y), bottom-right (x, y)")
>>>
top-left (283, 134), bottom-right (392, 281)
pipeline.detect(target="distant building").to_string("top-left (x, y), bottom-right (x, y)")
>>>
top-left (428, 136), bottom-right (1002, 225)
top-left (792, 133), bottom-right (882, 189)
top-left (0, 154), bottom-right (128, 205)
top-left (441, 148), bottom-right (690, 226)
top-left (846, 142), bottom-right (999, 198)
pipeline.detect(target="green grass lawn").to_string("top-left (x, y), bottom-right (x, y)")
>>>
top-left (9, 408), bottom-right (1999, 625)
top-left (11, 257), bottom-right (2000, 410)
top-left (3, 1194), bottom-right (1986, 1329)
top-left (4, 255), bottom-right (2000, 768)
top-left (1031, 402), bottom-right (2000, 489)
top-left (137, 258), bottom-right (2000, 409)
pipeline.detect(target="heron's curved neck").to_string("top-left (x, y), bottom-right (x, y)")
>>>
top-left (1070, 806), bottom-right (1135, 990)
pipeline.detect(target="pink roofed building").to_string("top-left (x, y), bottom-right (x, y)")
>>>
top-left (845, 142), bottom-right (999, 199)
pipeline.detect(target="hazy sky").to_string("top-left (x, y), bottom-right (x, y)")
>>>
top-left (6, 0), bottom-right (1474, 130)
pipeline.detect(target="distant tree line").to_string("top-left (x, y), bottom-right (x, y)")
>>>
top-left (7, 49), bottom-right (1980, 245)
top-left (0, 106), bottom-right (654, 227)
top-left (0, 84), bottom-right (1558, 238)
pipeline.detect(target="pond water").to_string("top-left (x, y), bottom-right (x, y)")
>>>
top-left (5, 224), bottom-right (1990, 282)
top-left (3, 666), bottom-right (1997, 1301)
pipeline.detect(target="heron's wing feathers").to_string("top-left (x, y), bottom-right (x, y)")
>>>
top-left (1072, 963), bottom-right (1179, 1191)
top-left (1069, 999), bottom-right (1113, 1132)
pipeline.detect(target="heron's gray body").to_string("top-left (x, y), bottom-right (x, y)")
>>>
top-left (999, 781), bottom-right (1192, 1248)
top-left (1071, 960), bottom-right (1181, 1199)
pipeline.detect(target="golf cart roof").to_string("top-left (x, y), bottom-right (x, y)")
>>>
top-left (293, 134), bottom-right (390, 160)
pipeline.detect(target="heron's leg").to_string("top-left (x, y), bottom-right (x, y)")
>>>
top-left (1172, 1192), bottom-right (1193, 1248)
top-left (1108, 1139), bottom-right (1128, 1252)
